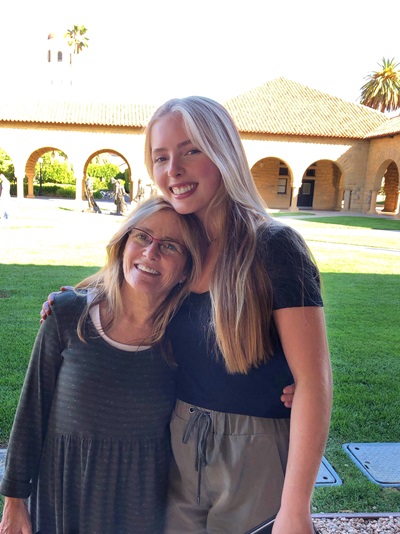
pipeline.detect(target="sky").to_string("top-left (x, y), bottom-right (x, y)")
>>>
top-left (2, 0), bottom-right (400, 106)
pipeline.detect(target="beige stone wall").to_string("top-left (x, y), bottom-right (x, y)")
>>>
top-left (0, 123), bottom-right (148, 201)
top-left (242, 135), bottom-right (381, 212)
top-left (362, 136), bottom-right (400, 213)
top-left (1, 120), bottom-right (398, 214)
top-left (310, 160), bottom-right (341, 210)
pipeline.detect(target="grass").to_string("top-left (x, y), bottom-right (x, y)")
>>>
top-left (301, 215), bottom-right (400, 231)
top-left (1, 199), bottom-right (400, 515)
top-left (276, 214), bottom-right (400, 513)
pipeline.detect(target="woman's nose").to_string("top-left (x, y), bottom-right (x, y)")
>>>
top-left (167, 156), bottom-right (183, 178)
top-left (142, 240), bottom-right (161, 259)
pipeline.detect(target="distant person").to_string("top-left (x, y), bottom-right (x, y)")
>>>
top-left (0, 174), bottom-right (11, 219)
top-left (0, 197), bottom-right (207, 534)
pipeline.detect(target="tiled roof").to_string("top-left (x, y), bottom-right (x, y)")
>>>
top-left (364, 115), bottom-right (400, 139)
top-left (0, 98), bottom-right (156, 128)
top-left (0, 78), bottom-right (392, 139)
top-left (223, 78), bottom-right (388, 139)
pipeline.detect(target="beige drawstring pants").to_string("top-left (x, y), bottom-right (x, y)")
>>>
top-left (165, 400), bottom-right (290, 534)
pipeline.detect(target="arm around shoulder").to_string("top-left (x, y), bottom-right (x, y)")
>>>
top-left (40, 286), bottom-right (75, 323)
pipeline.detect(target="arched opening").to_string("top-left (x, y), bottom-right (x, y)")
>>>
top-left (26, 149), bottom-right (74, 198)
top-left (250, 157), bottom-right (292, 210)
top-left (297, 160), bottom-right (342, 210)
top-left (371, 160), bottom-right (400, 215)
top-left (381, 162), bottom-right (399, 213)
top-left (83, 149), bottom-right (132, 204)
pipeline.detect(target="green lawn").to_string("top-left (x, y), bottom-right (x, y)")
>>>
top-left (278, 215), bottom-right (400, 513)
top-left (1, 201), bottom-right (400, 514)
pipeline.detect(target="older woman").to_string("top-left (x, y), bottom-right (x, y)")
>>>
top-left (0, 197), bottom-right (207, 534)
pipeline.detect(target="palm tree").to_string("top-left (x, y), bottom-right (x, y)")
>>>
top-left (65, 25), bottom-right (89, 60)
top-left (360, 58), bottom-right (400, 113)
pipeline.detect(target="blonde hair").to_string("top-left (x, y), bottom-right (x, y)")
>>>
top-left (145, 97), bottom-right (282, 373)
top-left (75, 196), bottom-right (207, 353)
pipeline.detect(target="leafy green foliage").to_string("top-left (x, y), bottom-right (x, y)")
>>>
top-left (0, 148), bottom-right (15, 181)
top-left (34, 152), bottom-right (75, 185)
top-left (65, 25), bottom-right (89, 55)
top-left (87, 162), bottom-right (121, 191)
top-left (360, 57), bottom-right (400, 113)
top-left (9, 183), bottom-right (77, 198)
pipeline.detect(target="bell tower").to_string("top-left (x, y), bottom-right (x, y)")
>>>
top-left (47, 32), bottom-right (72, 86)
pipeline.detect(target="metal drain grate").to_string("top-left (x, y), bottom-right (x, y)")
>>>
top-left (316, 456), bottom-right (342, 486)
top-left (343, 443), bottom-right (400, 487)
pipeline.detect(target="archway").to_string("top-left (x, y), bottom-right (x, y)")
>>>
top-left (24, 146), bottom-right (69, 198)
top-left (297, 160), bottom-right (342, 210)
top-left (381, 162), bottom-right (399, 213)
top-left (83, 149), bottom-right (132, 201)
top-left (250, 157), bottom-right (293, 210)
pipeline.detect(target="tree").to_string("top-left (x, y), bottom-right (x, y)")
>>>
top-left (65, 25), bottom-right (89, 58)
top-left (87, 162), bottom-right (120, 181)
top-left (360, 58), bottom-right (400, 113)
top-left (0, 148), bottom-right (15, 181)
top-left (35, 152), bottom-right (75, 185)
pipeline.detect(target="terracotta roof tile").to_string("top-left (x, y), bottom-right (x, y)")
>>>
top-left (223, 78), bottom-right (388, 139)
top-left (0, 98), bottom-right (156, 128)
top-left (0, 78), bottom-right (392, 140)
top-left (365, 115), bottom-right (400, 138)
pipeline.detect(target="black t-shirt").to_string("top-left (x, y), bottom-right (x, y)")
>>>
top-left (167, 222), bottom-right (323, 418)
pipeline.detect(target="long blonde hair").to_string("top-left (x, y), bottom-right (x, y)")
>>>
top-left (145, 97), bottom-right (281, 373)
top-left (75, 196), bottom-right (207, 352)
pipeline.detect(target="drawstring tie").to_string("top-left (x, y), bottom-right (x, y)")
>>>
top-left (182, 406), bottom-right (212, 505)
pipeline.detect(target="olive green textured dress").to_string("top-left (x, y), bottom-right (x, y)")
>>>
top-left (0, 292), bottom-right (176, 533)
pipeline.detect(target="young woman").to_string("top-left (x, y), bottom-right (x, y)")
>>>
top-left (144, 97), bottom-right (332, 534)
top-left (0, 197), bottom-right (207, 534)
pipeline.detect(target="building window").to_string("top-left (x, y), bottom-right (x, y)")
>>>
top-left (305, 162), bottom-right (317, 177)
top-left (278, 178), bottom-right (287, 194)
top-left (58, 51), bottom-right (63, 62)
top-left (279, 166), bottom-right (289, 176)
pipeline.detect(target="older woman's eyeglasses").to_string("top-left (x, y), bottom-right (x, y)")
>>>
top-left (129, 228), bottom-right (186, 256)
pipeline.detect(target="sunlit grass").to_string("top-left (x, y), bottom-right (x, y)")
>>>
top-left (1, 200), bottom-right (400, 514)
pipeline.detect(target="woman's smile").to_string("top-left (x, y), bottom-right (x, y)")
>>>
top-left (150, 113), bottom-right (222, 221)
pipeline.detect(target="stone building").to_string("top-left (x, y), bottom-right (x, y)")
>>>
top-left (0, 77), bottom-right (399, 216)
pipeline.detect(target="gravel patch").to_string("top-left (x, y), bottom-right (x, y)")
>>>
top-left (313, 516), bottom-right (400, 533)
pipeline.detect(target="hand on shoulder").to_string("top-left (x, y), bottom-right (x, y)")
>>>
top-left (40, 286), bottom-right (74, 323)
